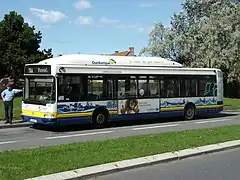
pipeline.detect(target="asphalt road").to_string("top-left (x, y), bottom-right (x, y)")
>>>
top-left (0, 112), bottom-right (240, 151)
top-left (90, 147), bottom-right (240, 180)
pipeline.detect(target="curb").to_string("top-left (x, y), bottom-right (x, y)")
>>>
top-left (25, 139), bottom-right (240, 180)
top-left (0, 121), bottom-right (31, 129)
top-left (224, 109), bottom-right (240, 111)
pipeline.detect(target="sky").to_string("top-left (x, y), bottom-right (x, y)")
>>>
top-left (0, 0), bottom-right (184, 56)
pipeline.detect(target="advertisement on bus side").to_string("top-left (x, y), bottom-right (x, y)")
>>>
top-left (118, 99), bottom-right (159, 114)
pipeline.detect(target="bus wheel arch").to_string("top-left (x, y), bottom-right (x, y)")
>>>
top-left (92, 107), bottom-right (109, 126)
top-left (184, 103), bottom-right (196, 120)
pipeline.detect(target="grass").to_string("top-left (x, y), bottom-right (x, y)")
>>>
top-left (0, 125), bottom-right (240, 180)
top-left (0, 97), bottom-right (239, 121)
top-left (223, 98), bottom-right (240, 110)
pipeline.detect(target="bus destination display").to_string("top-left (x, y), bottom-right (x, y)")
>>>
top-left (24, 65), bottom-right (51, 74)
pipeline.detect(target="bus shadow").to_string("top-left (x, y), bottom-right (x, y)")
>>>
top-left (31, 112), bottom-right (239, 132)
top-left (197, 112), bottom-right (237, 119)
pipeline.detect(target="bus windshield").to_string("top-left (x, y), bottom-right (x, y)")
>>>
top-left (23, 76), bottom-right (56, 105)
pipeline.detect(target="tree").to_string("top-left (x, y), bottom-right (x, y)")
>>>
top-left (0, 11), bottom-right (53, 81)
top-left (141, 0), bottom-right (240, 97)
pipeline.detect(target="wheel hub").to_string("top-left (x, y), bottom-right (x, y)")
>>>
top-left (187, 107), bottom-right (194, 117)
top-left (96, 114), bottom-right (105, 124)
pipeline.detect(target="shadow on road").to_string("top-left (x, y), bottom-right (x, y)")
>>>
top-left (198, 112), bottom-right (238, 119)
top-left (30, 112), bottom-right (239, 132)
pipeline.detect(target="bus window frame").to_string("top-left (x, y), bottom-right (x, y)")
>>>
top-left (23, 75), bottom-right (56, 105)
top-left (55, 73), bottom-right (217, 102)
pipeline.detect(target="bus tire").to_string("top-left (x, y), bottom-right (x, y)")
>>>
top-left (92, 109), bottom-right (109, 127)
top-left (184, 103), bottom-right (196, 120)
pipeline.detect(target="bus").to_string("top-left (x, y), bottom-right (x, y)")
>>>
top-left (21, 54), bottom-right (224, 127)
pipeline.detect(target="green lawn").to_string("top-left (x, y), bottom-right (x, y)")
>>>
top-left (0, 125), bottom-right (240, 180)
top-left (223, 98), bottom-right (240, 110)
top-left (0, 97), bottom-right (239, 121)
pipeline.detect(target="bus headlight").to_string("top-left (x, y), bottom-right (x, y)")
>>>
top-left (44, 114), bottom-right (54, 118)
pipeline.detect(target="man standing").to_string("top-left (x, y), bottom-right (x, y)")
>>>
top-left (1, 84), bottom-right (22, 124)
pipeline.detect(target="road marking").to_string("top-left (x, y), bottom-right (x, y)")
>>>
top-left (45, 130), bottom-right (115, 140)
top-left (195, 119), bottom-right (231, 124)
top-left (0, 140), bottom-right (19, 145)
top-left (132, 124), bottom-right (180, 131)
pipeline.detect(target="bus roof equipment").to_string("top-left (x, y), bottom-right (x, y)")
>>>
top-left (35, 54), bottom-right (183, 68)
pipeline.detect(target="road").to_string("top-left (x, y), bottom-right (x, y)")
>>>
top-left (0, 112), bottom-right (239, 151)
top-left (89, 147), bottom-right (240, 180)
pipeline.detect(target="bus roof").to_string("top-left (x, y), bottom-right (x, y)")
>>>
top-left (35, 54), bottom-right (183, 68)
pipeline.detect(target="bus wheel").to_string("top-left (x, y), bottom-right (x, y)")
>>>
top-left (184, 104), bottom-right (196, 120)
top-left (92, 110), bottom-right (108, 127)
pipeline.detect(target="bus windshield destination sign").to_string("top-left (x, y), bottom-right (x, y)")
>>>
top-left (24, 65), bottom-right (51, 74)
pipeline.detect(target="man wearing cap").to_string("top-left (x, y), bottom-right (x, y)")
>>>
top-left (1, 84), bottom-right (22, 124)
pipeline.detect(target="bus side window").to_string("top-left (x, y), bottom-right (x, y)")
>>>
top-left (138, 78), bottom-right (147, 98)
top-left (88, 76), bottom-right (103, 101)
top-left (117, 79), bottom-right (125, 99)
top-left (148, 79), bottom-right (159, 97)
top-left (198, 75), bottom-right (216, 97)
top-left (102, 77), bottom-right (114, 100)
top-left (117, 76), bottom-right (137, 99)
top-left (160, 80), bottom-right (166, 97)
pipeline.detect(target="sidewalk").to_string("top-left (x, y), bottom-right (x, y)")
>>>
top-left (0, 120), bottom-right (31, 129)
top-left (26, 139), bottom-right (240, 180)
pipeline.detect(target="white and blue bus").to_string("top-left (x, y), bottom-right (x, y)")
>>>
top-left (21, 54), bottom-right (224, 127)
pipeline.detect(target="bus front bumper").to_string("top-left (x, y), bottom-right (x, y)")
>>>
top-left (22, 115), bottom-right (57, 125)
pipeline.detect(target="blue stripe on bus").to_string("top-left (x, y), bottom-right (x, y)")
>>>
top-left (57, 117), bottom-right (91, 125)
top-left (196, 107), bottom-right (223, 114)
top-left (109, 111), bottom-right (184, 121)
top-left (23, 107), bottom-right (223, 126)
